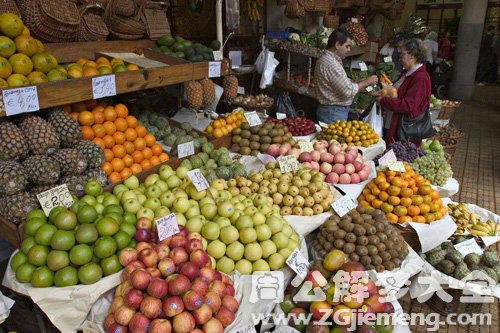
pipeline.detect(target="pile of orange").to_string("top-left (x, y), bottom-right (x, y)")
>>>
top-left (358, 163), bottom-right (446, 224)
top-left (69, 100), bottom-right (169, 183)
top-left (205, 110), bottom-right (246, 138)
top-left (66, 57), bottom-right (139, 79)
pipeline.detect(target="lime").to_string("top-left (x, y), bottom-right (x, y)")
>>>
top-left (15, 262), bottom-right (36, 283)
top-left (119, 222), bottom-right (136, 238)
top-left (69, 200), bottom-right (84, 214)
top-left (54, 266), bottom-right (78, 287)
top-left (122, 212), bottom-right (136, 225)
top-left (31, 266), bottom-right (54, 287)
top-left (84, 180), bottom-right (102, 196)
top-left (103, 204), bottom-right (123, 216)
top-left (75, 224), bottom-right (98, 244)
top-left (10, 251), bottom-right (27, 272)
top-left (100, 254), bottom-right (122, 276)
top-left (48, 206), bottom-right (66, 223)
top-left (69, 244), bottom-right (93, 266)
top-left (20, 236), bottom-right (36, 254)
top-left (50, 230), bottom-right (75, 251)
top-left (128, 239), bottom-right (136, 248)
top-left (26, 209), bottom-right (46, 221)
top-left (46, 250), bottom-right (69, 271)
top-left (77, 204), bottom-right (98, 224)
top-left (78, 262), bottom-right (103, 285)
top-left (113, 231), bottom-right (131, 250)
top-left (93, 236), bottom-right (117, 259)
top-left (105, 212), bottom-right (123, 225)
top-left (27, 245), bottom-right (49, 266)
top-left (34, 224), bottom-right (57, 246)
top-left (53, 210), bottom-right (77, 230)
top-left (24, 217), bottom-right (46, 236)
top-left (95, 216), bottom-right (119, 237)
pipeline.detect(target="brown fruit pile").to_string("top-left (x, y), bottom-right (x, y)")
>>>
top-left (231, 122), bottom-right (296, 156)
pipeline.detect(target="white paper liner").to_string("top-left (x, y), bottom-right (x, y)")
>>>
top-left (0, 291), bottom-right (14, 324)
top-left (2, 250), bottom-right (122, 333)
top-left (171, 107), bottom-right (213, 132)
top-left (432, 177), bottom-right (459, 198)
top-left (406, 214), bottom-right (457, 253)
top-left (333, 160), bottom-right (377, 200)
top-left (285, 212), bottom-right (333, 237)
top-left (359, 139), bottom-right (387, 162)
top-left (230, 152), bottom-right (266, 174)
top-left (292, 125), bottom-right (321, 142)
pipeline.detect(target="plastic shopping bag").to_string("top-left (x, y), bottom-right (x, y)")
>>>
top-left (260, 49), bottom-right (279, 89)
top-left (271, 92), bottom-right (296, 118)
top-left (360, 102), bottom-right (383, 138)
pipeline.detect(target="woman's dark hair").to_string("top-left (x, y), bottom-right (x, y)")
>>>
top-left (327, 28), bottom-right (352, 49)
top-left (401, 39), bottom-right (427, 64)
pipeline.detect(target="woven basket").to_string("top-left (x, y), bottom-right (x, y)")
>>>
top-left (285, 0), bottom-right (305, 18)
top-left (395, 224), bottom-right (421, 252)
top-left (439, 137), bottom-right (458, 156)
top-left (334, 0), bottom-right (351, 8)
top-left (115, 0), bottom-right (135, 17)
top-left (77, 4), bottom-right (109, 41)
top-left (277, 0), bottom-right (290, 4)
top-left (78, 0), bottom-right (107, 6)
top-left (104, 0), bottom-right (145, 39)
top-left (323, 15), bottom-right (339, 28)
top-left (426, 289), bottom-right (483, 315)
top-left (302, 0), bottom-right (333, 12)
top-left (0, 0), bottom-right (21, 16)
top-left (438, 106), bottom-right (457, 120)
top-left (140, 2), bottom-right (170, 39)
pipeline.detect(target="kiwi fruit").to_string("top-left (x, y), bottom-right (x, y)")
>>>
top-left (231, 144), bottom-right (240, 152)
top-left (350, 253), bottom-right (360, 262)
top-left (258, 128), bottom-right (268, 136)
top-left (334, 239), bottom-right (345, 249)
top-left (260, 143), bottom-right (270, 152)
top-left (371, 255), bottom-right (383, 266)
top-left (380, 251), bottom-right (391, 262)
top-left (334, 229), bottom-right (346, 239)
top-left (384, 261), bottom-right (396, 271)
top-left (360, 255), bottom-right (372, 266)
top-left (241, 130), bottom-right (251, 139)
top-left (249, 141), bottom-right (260, 150)
top-left (260, 136), bottom-right (272, 144)
top-left (356, 245), bottom-right (368, 256)
top-left (376, 232), bottom-right (388, 242)
top-left (345, 232), bottom-right (357, 243)
top-left (376, 243), bottom-right (386, 252)
top-left (353, 225), bottom-right (366, 236)
top-left (375, 222), bottom-right (386, 232)
top-left (250, 150), bottom-right (259, 156)
top-left (368, 235), bottom-right (380, 245)
top-left (240, 147), bottom-right (251, 155)
top-left (327, 234), bottom-right (335, 242)
top-left (323, 242), bottom-right (333, 251)
top-left (375, 265), bottom-right (386, 273)
top-left (356, 236), bottom-right (369, 246)
top-left (241, 123), bottom-right (250, 130)
top-left (366, 264), bottom-right (376, 271)
top-left (367, 245), bottom-right (378, 256)
top-left (365, 225), bottom-right (377, 236)
top-left (239, 138), bottom-right (250, 147)
top-left (343, 243), bottom-right (356, 254)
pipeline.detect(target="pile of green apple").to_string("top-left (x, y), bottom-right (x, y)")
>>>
top-left (113, 164), bottom-right (301, 274)
top-left (10, 181), bottom-right (137, 287)
top-left (225, 163), bottom-right (335, 216)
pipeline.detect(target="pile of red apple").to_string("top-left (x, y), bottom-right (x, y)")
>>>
top-left (266, 117), bottom-right (316, 136)
top-left (294, 140), bottom-right (371, 184)
top-left (104, 222), bottom-right (239, 333)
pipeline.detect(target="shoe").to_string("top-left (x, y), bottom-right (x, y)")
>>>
top-left (476, 82), bottom-right (486, 86)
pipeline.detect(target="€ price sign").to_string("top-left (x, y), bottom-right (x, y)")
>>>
top-left (276, 112), bottom-right (286, 119)
top-left (2, 86), bottom-right (39, 116)
top-left (387, 161), bottom-right (405, 172)
top-left (359, 62), bottom-right (368, 71)
top-left (378, 149), bottom-right (397, 166)
top-left (454, 239), bottom-right (484, 257)
top-left (331, 195), bottom-right (357, 218)
top-left (177, 141), bottom-right (195, 158)
top-left (298, 142), bottom-right (313, 153)
top-left (37, 184), bottom-right (74, 216)
top-left (156, 213), bottom-right (180, 241)
top-left (278, 155), bottom-right (299, 173)
top-left (244, 111), bottom-right (262, 127)
top-left (187, 169), bottom-right (209, 191)
top-left (286, 248), bottom-right (310, 279)
top-left (208, 61), bottom-right (221, 78)
top-left (92, 75), bottom-right (116, 99)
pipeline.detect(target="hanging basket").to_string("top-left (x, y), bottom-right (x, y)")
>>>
top-left (140, 2), bottom-right (170, 39)
top-left (302, 0), bottom-right (334, 12)
top-left (277, 0), bottom-right (290, 4)
top-left (77, 4), bottom-right (109, 41)
top-left (285, 0), bottom-right (305, 18)
top-left (115, 0), bottom-right (135, 17)
top-left (0, 0), bottom-right (21, 16)
top-left (104, 0), bottom-right (146, 39)
top-left (323, 15), bottom-right (339, 28)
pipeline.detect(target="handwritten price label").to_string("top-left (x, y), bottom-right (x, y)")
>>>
top-left (387, 161), bottom-right (406, 172)
top-left (156, 213), bottom-right (180, 242)
top-left (244, 111), bottom-right (262, 127)
top-left (278, 155), bottom-right (299, 173)
top-left (286, 248), bottom-right (310, 279)
top-left (378, 149), bottom-right (397, 166)
top-left (208, 61), bottom-right (221, 78)
top-left (384, 56), bottom-right (392, 63)
top-left (237, 86), bottom-right (245, 95)
top-left (37, 184), bottom-right (74, 216)
top-left (351, 18), bottom-right (359, 23)
top-left (359, 62), bottom-right (368, 71)
top-left (92, 75), bottom-right (116, 99)
top-left (234, 325), bottom-right (257, 333)
top-left (177, 141), bottom-right (195, 158)
top-left (332, 195), bottom-right (357, 218)
top-left (212, 50), bottom-right (223, 61)
top-left (454, 239), bottom-right (483, 257)
top-left (298, 142), bottom-right (313, 153)
top-left (276, 112), bottom-right (287, 119)
top-left (2, 86), bottom-right (39, 116)
top-left (187, 169), bottom-right (209, 191)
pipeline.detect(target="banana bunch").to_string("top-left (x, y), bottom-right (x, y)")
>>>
top-left (448, 203), bottom-right (476, 234)
top-left (242, 0), bottom-right (264, 22)
top-left (469, 220), bottom-right (500, 237)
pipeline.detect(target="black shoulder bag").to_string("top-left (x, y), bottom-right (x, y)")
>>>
top-left (397, 108), bottom-right (435, 141)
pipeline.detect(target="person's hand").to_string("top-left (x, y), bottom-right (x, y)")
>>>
top-left (375, 94), bottom-right (383, 105)
top-left (367, 75), bottom-right (378, 86)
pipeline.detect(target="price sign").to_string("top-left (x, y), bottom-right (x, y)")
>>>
top-left (331, 195), bottom-right (357, 218)
top-left (276, 112), bottom-right (287, 119)
top-left (178, 141), bottom-right (194, 158)
top-left (187, 169), bottom-right (209, 191)
top-left (278, 155), bottom-right (299, 173)
top-left (359, 62), bottom-right (368, 71)
top-left (37, 184), bottom-right (74, 216)
top-left (208, 61), bottom-right (221, 78)
top-left (378, 149), bottom-right (397, 166)
top-left (212, 50), bottom-right (223, 61)
top-left (156, 213), bottom-right (180, 241)
top-left (387, 161), bottom-right (406, 172)
top-left (234, 325), bottom-right (258, 333)
top-left (298, 141), bottom-right (313, 153)
top-left (244, 111), bottom-right (262, 127)
top-left (286, 248), bottom-right (310, 279)
top-left (433, 119), bottom-right (449, 127)
top-left (92, 75), bottom-right (116, 99)
top-left (2, 86), bottom-right (39, 116)
top-left (454, 239), bottom-right (483, 257)
top-left (318, 121), bottom-right (329, 128)
top-left (257, 153), bottom-right (276, 165)
top-left (384, 56), bottom-right (392, 63)
top-left (351, 18), bottom-right (359, 23)
top-left (366, 86), bottom-right (373, 92)
top-left (237, 86), bottom-right (245, 95)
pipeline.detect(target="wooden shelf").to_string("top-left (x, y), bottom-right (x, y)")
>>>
top-left (274, 77), bottom-right (316, 100)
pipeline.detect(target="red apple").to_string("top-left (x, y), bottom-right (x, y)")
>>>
top-left (158, 258), bottom-right (176, 277)
top-left (130, 269), bottom-right (152, 290)
top-left (114, 305), bottom-right (136, 326)
top-left (191, 330), bottom-right (203, 333)
top-left (106, 322), bottom-right (128, 333)
top-left (304, 270), bottom-right (328, 289)
top-left (125, 260), bottom-right (145, 274)
top-left (167, 274), bottom-right (191, 295)
top-left (340, 262), bottom-right (366, 275)
top-left (189, 249), bottom-right (210, 268)
top-left (129, 312), bottom-right (150, 333)
top-left (109, 296), bottom-right (124, 313)
top-left (289, 308), bottom-right (307, 330)
top-left (160, 236), bottom-right (172, 247)
top-left (221, 273), bottom-right (230, 285)
top-left (215, 306), bottom-right (236, 327)
top-left (203, 317), bottom-right (224, 333)
top-left (222, 295), bottom-right (239, 313)
top-left (364, 294), bottom-right (387, 313)
top-left (199, 267), bottom-right (216, 283)
top-left (309, 301), bottom-right (332, 320)
top-left (384, 301), bottom-right (394, 314)
top-left (103, 313), bottom-right (116, 331)
top-left (169, 247), bottom-right (189, 265)
top-left (209, 280), bottom-right (226, 296)
top-left (177, 226), bottom-right (188, 237)
top-left (182, 290), bottom-right (203, 310)
top-left (187, 232), bottom-right (202, 241)
top-left (140, 296), bottom-right (162, 319)
top-left (185, 239), bottom-right (203, 254)
top-left (204, 291), bottom-right (222, 313)
top-left (124, 288), bottom-right (144, 310)
top-left (151, 231), bottom-right (158, 243)
top-left (135, 217), bottom-right (153, 230)
top-left (359, 303), bottom-right (375, 318)
top-left (119, 248), bottom-right (138, 266)
top-left (191, 278), bottom-right (209, 295)
top-left (170, 235), bottom-right (187, 248)
top-left (172, 312), bottom-right (196, 333)
top-left (134, 229), bottom-right (151, 243)
top-left (135, 241), bottom-right (153, 252)
top-left (155, 243), bottom-right (170, 259)
top-left (147, 267), bottom-right (161, 279)
top-left (149, 318), bottom-right (171, 333)
top-left (224, 283), bottom-right (235, 297)
top-left (138, 248), bottom-right (159, 267)
top-left (147, 278), bottom-right (168, 299)
top-left (364, 279), bottom-right (378, 297)
top-left (163, 296), bottom-right (184, 317)
top-left (342, 295), bottom-right (364, 309)
top-left (192, 304), bottom-right (213, 325)
top-left (213, 271), bottom-right (222, 281)
top-left (180, 262), bottom-right (200, 281)
top-left (115, 280), bottom-right (131, 297)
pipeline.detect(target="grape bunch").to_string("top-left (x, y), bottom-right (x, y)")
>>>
top-left (374, 141), bottom-right (424, 165)
top-left (410, 152), bottom-right (453, 186)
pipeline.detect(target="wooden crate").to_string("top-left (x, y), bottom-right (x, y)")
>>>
top-left (0, 217), bottom-right (23, 248)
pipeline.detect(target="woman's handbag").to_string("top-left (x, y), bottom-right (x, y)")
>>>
top-left (397, 108), bottom-right (435, 141)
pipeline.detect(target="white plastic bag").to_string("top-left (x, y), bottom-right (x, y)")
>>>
top-left (260, 50), bottom-right (279, 89)
top-left (362, 103), bottom-right (383, 138)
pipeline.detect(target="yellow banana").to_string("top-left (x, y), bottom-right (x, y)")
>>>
top-left (471, 224), bottom-right (490, 233)
top-left (469, 229), bottom-right (488, 237)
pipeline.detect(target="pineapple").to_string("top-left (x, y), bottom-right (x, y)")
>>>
top-left (186, 81), bottom-right (203, 109)
top-left (0, 161), bottom-right (27, 195)
top-left (0, 192), bottom-right (40, 224)
top-left (201, 78), bottom-right (216, 106)
top-left (50, 149), bottom-right (88, 176)
top-left (73, 140), bottom-right (104, 168)
top-left (30, 184), bottom-right (56, 196)
top-left (0, 121), bottom-right (28, 161)
top-left (85, 168), bottom-right (109, 187)
top-left (47, 107), bottom-right (82, 147)
top-left (19, 116), bottom-right (60, 155)
top-left (59, 174), bottom-right (86, 197)
top-left (222, 75), bottom-right (238, 99)
top-left (22, 155), bottom-right (60, 185)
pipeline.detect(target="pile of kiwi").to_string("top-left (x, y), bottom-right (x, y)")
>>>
top-left (231, 122), bottom-right (296, 156)
top-left (312, 205), bottom-right (409, 272)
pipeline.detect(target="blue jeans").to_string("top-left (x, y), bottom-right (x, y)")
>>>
top-left (316, 104), bottom-right (350, 123)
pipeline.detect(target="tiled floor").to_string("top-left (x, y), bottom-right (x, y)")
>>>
top-left (400, 101), bottom-right (500, 333)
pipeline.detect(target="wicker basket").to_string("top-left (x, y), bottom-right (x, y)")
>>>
top-left (323, 15), bottom-right (339, 28)
top-left (277, 0), bottom-right (290, 4)
top-left (302, 0), bottom-right (333, 12)
top-left (77, 4), bottom-right (109, 41)
top-left (334, 0), bottom-right (351, 8)
top-left (78, 0), bottom-right (107, 6)
top-left (395, 224), bottom-right (421, 252)
top-left (0, 0), bottom-right (21, 16)
top-left (115, 0), bottom-right (135, 17)
top-left (440, 137), bottom-right (458, 156)
top-left (285, 0), bottom-right (305, 18)
top-left (104, 0), bottom-right (145, 39)
top-left (438, 106), bottom-right (457, 120)
top-left (426, 288), bottom-right (483, 315)
top-left (140, 2), bottom-right (170, 39)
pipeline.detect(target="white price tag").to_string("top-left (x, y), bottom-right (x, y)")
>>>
top-left (237, 86), bottom-right (245, 95)
top-left (433, 119), bottom-right (449, 127)
top-left (366, 86), bottom-right (373, 92)
top-left (384, 56), bottom-right (392, 63)
top-left (359, 62), bottom-right (368, 71)
top-left (244, 111), bottom-right (262, 127)
top-left (187, 169), bottom-right (209, 191)
top-left (2, 86), bottom-right (39, 116)
top-left (92, 75), bottom-right (116, 99)
top-left (257, 153), bottom-right (276, 165)
top-left (378, 149), bottom-right (397, 166)
top-left (234, 325), bottom-right (258, 333)
top-left (278, 155), bottom-right (299, 173)
top-left (156, 213), bottom-right (180, 241)
top-left (331, 195), bottom-right (357, 218)
top-left (387, 161), bottom-right (406, 172)
top-left (177, 141), bottom-right (195, 158)
top-left (276, 112), bottom-right (287, 120)
top-left (351, 18), bottom-right (359, 23)
top-left (318, 121), bottom-right (329, 128)
top-left (212, 50), bottom-right (223, 61)
top-left (37, 184), bottom-right (74, 216)
top-left (208, 61), bottom-right (221, 78)
top-left (298, 141), bottom-right (313, 153)
top-left (454, 239), bottom-right (483, 257)
top-left (286, 248), bottom-right (310, 279)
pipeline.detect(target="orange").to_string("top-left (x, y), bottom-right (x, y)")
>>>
top-left (394, 206), bottom-right (407, 217)
top-left (130, 164), bottom-right (142, 175)
top-left (159, 153), bottom-right (169, 162)
top-left (388, 196), bottom-right (400, 206)
top-left (407, 206), bottom-right (420, 217)
top-left (430, 190), bottom-right (440, 200)
top-left (134, 137), bottom-right (146, 151)
top-left (112, 145), bottom-right (126, 158)
top-left (380, 202), bottom-right (393, 213)
top-left (92, 109), bottom-right (105, 124)
top-left (78, 111), bottom-right (94, 126)
top-left (371, 199), bottom-right (383, 209)
top-left (358, 195), bottom-right (365, 202)
top-left (424, 213), bottom-right (435, 223)
top-left (120, 168), bottom-right (132, 179)
top-left (387, 185), bottom-right (400, 196)
top-left (97, 66), bottom-right (112, 75)
top-left (141, 147), bottom-right (152, 160)
top-left (370, 186), bottom-right (380, 196)
top-left (115, 104), bottom-right (128, 118)
top-left (82, 67), bottom-right (99, 77)
top-left (386, 213), bottom-right (399, 223)
top-left (150, 156), bottom-right (161, 166)
top-left (96, 57), bottom-right (110, 65)
top-left (131, 151), bottom-right (143, 163)
top-left (415, 216), bottom-right (427, 223)
top-left (400, 197), bottom-right (412, 207)
top-left (113, 131), bottom-right (126, 145)
top-left (104, 149), bottom-right (114, 162)
top-left (125, 115), bottom-right (137, 128)
top-left (104, 106), bottom-right (117, 122)
top-left (81, 126), bottom-right (94, 140)
top-left (115, 118), bottom-right (128, 132)
top-left (122, 155), bottom-right (133, 167)
top-left (70, 111), bottom-right (79, 120)
top-left (213, 128), bottom-right (223, 138)
top-left (67, 67), bottom-right (83, 79)
top-left (92, 138), bottom-right (105, 149)
top-left (76, 58), bottom-right (88, 67)
top-left (0, 56), bottom-right (12, 78)
top-left (14, 35), bottom-right (39, 56)
top-left (126, 64), bottom-right (139, 71)
top-left (0, 13), bottom-right (24, 38)
top-left (84, 60), bottom-right (97, 68)
top-left (103, 121), bottom-right (117, 135)
top-left (140, 159), bottom-right (151, 170)
top-left (378, 191), bottom-right (389, 202)
top-left (423, 195), bottom-right (433, 204)
top-left (411, 195), bottom-right (423, 206)
top-left (419, 203), bottom-right (431, 214)
top-left (103, 135), bottom-right (115, 148)
top-left (400, 188), bottom-right (413, 198)
top-left (125, 128), bottom-right (137, 142)
top-left (359, 200), bottom-right (371, 208)
top-left (111, 58), bottom-right (124, 66)
top-left (144, 134), bottom-right (156, 147)
top-left (92, 124), bottom-right (106, 138)
top-left (109, 172), bottom-right (122, 184)
top-left (102, 161), bottom-right (113, 175)
top-left (419, 185), bottom-right (432, 195)
top-left (399, 216), bottom-right (413, 224)
top-left (123, 141), bottom-right (135, 154)
top-left (374, 175), bottom-right (385, 184)
top-left (0, 36), bottom-right (16, 58)
top-left (135, 125), bottom-right (147, 138)
top-left (429, 202), bottom-right (441, 213)
top-left (151, 144), bottom-right (163, 156)
top-left (111, 158), bottom-right (125, 172)
top-left (365, 194), bottom-right (376, 203)
top-left (9, 53), bottom-right (33, 75)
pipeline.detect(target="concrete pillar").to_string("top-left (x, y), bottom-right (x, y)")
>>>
top-left (449, 0), bottom-right (488, 101)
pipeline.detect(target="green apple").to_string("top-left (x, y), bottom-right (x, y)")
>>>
top-left (208, 188), bottom-right (218, 199)
top-left (202, 238), bottom-right (207, 250)
top-left (113, 184), bottom-right (128, 196)
top-left (200, 203), bottom-right (217, 220)
top-left (244, 243), bottom-right (262, 261)
top-left (287, 239), bottom-right (299, 251)
top-left (199, 197), bottom-right (216, 207)
top-left (186, 216), bottom-right (204, 233)
top-left (258, 205), bottom-right (272, 215)
top-left (160, 191), bottom-right (175, 208)
top-left (230, 210), bottom-right (244, 224)
top-left (216, 256), bottom-right (235, 274)
top-left (252, 259), bottom-right (270, 272)
top-left (158, 165), bottom-right (175, 180)
top-left (201, 222), bottom-right (220, 240)
top-left (185, 205), bottom-right (200, 219)
top-left (123, 175), bottom-right (139, 190)
top-left (207, 240), bottom-right (226, 259)
top-left (123, 198), bottom-right (141, 214)
top-left (95, 203), bottom-right (104, 215)
top-left (234, 203), bottom-right (245, 211)
top-left (215, 217), bottom-right (231, 229)
top-left (240, 228), bottom-right (257, 244)
top-left (290, 233), bottom-right (299, 242)
top-left (176, 166), bottom-right (189, 179)
top-left (220, 225), bottom-right (239, 244)
top-left (173, 197), bottom-right (190, 214)
top-left (226, 241), bottom-right (244, 261)
top-left (266, 216), bottom-right (284, 234)
top-left (172, 188), bottom-right (188, 199)
top-left (155, 180), bottom-right (169, 193)
top-left (175, 213), bottom-right (187, 226)
top-left (210, 256), bottom-right (216, 268)
top-left (235, 215), bottom-right (253, 230)
top-left (146, 185), bottom-right (162, 199)
top-left (268, 253), bottom-right (285, 270)
top-left (279, 248), bottom-right (292, 259)
top-left (80, 195), bottom-right (98, 207)
top-left (235, 259), bottom-right (253, 274)
top-left (256, 224), bottom-right (272, 241)
top-left (244, 206), bottom-right (258, 216)
top-left (260, 240), bottom-right (278, 258)
top-left (281, 224), bottom-right (293, 237)
top-left (155, 206), bottom-right (171, 218)
top-left (272, 232), bottom-right (289, 250)
top-left (252, 212), bottom-right (266, 226)
top-left (144, 174), bottom-right (160, 188)
top-left (187, 184), bottom-right (206, 200)
top-left (211, 179), bottom-right (225, 191)
top-left (217, 201), bottom-right (234, 218)
top-left (137, 194), bottom-right (147, 206)
top-left (144, 198), bottom-right (161, 211)
top-left (137, 207), bottom-right (154, 221)
top-left (96, 194), bottom-right (106, 204)
top-left (121, 190), bottom-right (138, 203)
top-left (103, 195), bottom-right (120, 207)
top-left (166, 175), bottom-right (182, 189)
